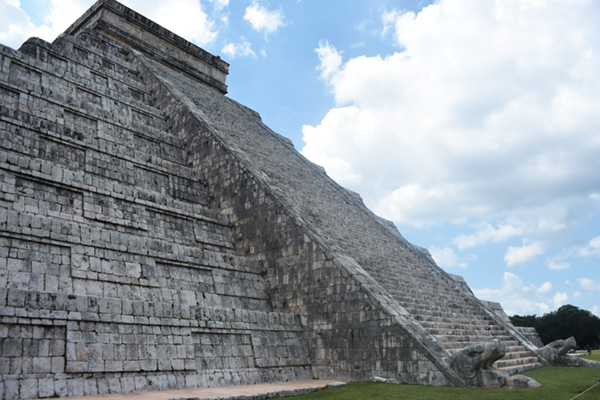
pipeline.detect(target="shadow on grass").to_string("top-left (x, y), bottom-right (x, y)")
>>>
top-left (290, 366), bottom-right (600, 400)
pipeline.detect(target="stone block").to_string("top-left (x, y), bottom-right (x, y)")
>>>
top-left (134, 376), bottom-right (148, 391)
top-left (3, 379), bottom-right (19, 400)
top-left (19, 378), bottom-right (38, 399)
top-left (32, 357), bottom-right (52, 373)
top-left (84, 379), bottom-right (98, 395)
top-left (38, 378), bottom-right (55, 398)
top-left (107, 377), bottom-right (122, 393)
top-left (66, 361), bottom-right (88, 373)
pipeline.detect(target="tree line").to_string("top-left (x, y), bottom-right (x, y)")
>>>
top-left (510, 304), bottom-right (600, 348)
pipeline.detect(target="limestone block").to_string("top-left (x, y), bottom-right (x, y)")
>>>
top-left (19, 378), bottom-right (38, 399)
top-left (3, 379), bottom-right (19, 400)
top-left (120, 377), bottom-right (135, 393)
top-left (32, 357), bottom-right (51, 373)
top-left (52, 356), bottom-right (65, 373)
top-left (38, 378), bottom-right (55, 398)
top-left (84, 379), bottom-right (99, 395)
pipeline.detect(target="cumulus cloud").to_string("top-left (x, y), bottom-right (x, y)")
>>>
top-left (504, 241), bottom-right (545, 267)
top-left (553, 292), bottom-right (569, 308)
top-left (381, 9), bottom-right (401, 38)
top-left (454, 223), bottom-right (522, 250)
top-left (244, 1), bottom-right (284, 35)
top-left (128, 0), bottom-right (217, 45)
top-left (578, 236), bottom-right (600, 257)
top-left (429, 246), bottom-right (468, 269)
top-left (548, 261), bottom-right (570, 271)
top-left (0, 0), bottom-right (86, 48)
top-left (315, 41), bottom-right (343, 81)
top-left (473, 272), bottom-right (551, 316)
top-left (301, 0), bottom-right (600, 234)
top-left (0, 1), bottom-right (36, 48)
top-left (1, 0), bottom-right (218, 49)
top-left (209, 0), bottom-right (229, 11)
top-left (537, 281), bottom-right (552, 294)
top-left (578, 277), bottom-right (600, 291)
top-left (221, 39), bottom-right (256, 59)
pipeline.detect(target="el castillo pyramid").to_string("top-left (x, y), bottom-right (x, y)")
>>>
top-left (3, 1), bottom-right (590, 398)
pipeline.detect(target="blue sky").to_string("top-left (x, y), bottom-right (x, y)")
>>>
top-left (2, 0), bottom-right (599, 317)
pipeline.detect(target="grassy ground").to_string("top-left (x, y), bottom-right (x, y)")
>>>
top-left (290, 352), bottom-right (600, 400)
top-left (576, 349), bottom-right (600, 362)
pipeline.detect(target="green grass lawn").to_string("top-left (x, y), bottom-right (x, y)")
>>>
top-left (291, 354), bottom-right (600, 400)
top-left (576, 349), bottom-right (600, 362)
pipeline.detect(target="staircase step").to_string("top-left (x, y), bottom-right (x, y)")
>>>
top-left (427, 326), bottom-right (506, 336)
top-left (496, 362), bottom-right (543, 375)
top-left (494, 356), bottom-right (540, 369)
top-left (419, 317), bottom-right (497, 327)
top-left (444, 340), bottom-right (520, 352)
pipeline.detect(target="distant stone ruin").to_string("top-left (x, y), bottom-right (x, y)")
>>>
top-left (0, 1), bottom-right (593, 398)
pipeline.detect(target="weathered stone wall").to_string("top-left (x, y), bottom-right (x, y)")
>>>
top-left (0, 27), bottom-right (312, 399)
top-left (130, 19), bottom-right (541, 376)
top-left (133, 49), bottom-right (462, 386)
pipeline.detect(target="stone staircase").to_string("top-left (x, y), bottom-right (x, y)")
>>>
top-left (387, 277), bottom-right (542, 374)
top-left (134, 21), bottom-right (545, 375)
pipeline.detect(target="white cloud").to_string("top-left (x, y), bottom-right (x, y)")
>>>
top-left (578, 235), bottom-right (600, 257)
top-left (381, 9), bottom-right (402, 38)
top-left (129, 0), bottom-right (217, 45)
top-left (453, 204), bottom-right (570, 252)
top-left (573, 291), bottom-right (581, 298)
top-left (0, 1), bottom-right (35, 48)
top-left (0, 0), bottom-right (84, 48)
top-left (315, 41), bottom-right (343, 81)
top-left (592, 306), bottom-right (600, 317)
top-left (537, 281), bottom-right (552, 294)
top-left (222, 39), bottom-right (256, 59)
top-left (244, 1), bottom-right (284, 35)
top-left (301, 0), bottom-right (600, 233)
top-left (454, 223), bottom-right (522, 250)
top-left (577, 277), bottom-right (600, 291)
top-left (0, 0), bottom-right (218, 49)
top-left (473, 272), bottom-right (551, 316)
top-left (44, 0), bottom-right (91, 36)
top-left (429, 246), bottom-right (467, 269)
top-left (548, 261), bottom-right (570, 270)
top-left (209, 0), bottom-right (229, 11)
top-left (504, 241), bottom-right (545, 267)
top-left (553, 292), bottom-right (569, 308)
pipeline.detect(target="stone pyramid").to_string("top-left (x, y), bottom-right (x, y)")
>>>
top-left (0, 1), bottom-right (549, 398)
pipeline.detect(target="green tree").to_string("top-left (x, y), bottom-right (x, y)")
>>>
top-left (510, 304), bottom-right (600, 348)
